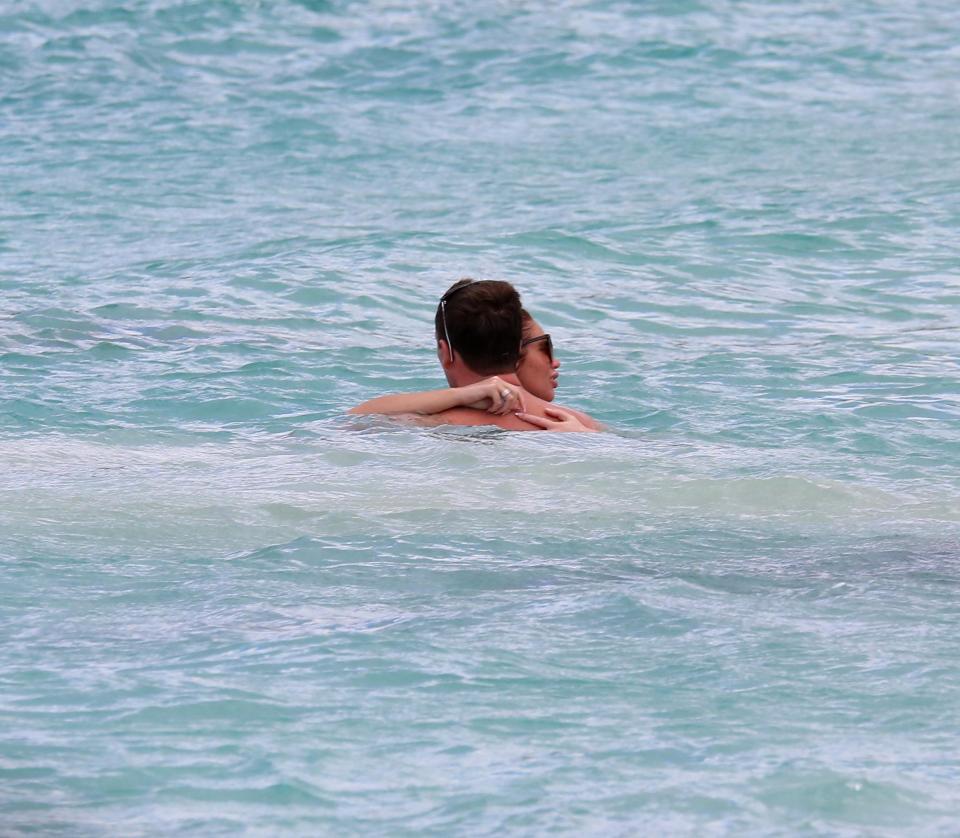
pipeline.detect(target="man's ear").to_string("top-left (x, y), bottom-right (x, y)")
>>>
top-left (437, 340), bottom-right (454, 368)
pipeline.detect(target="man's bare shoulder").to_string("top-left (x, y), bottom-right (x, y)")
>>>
top-left (554, 404), bottom-right (603, 431)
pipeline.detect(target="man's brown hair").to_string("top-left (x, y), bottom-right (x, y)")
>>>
top-left (434, 279), bottom-right (523, 376)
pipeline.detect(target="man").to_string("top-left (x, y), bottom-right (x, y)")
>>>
top-left (350, 278), bottom-right (600, 432)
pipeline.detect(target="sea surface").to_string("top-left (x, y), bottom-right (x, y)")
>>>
top-left (3, 0), bottom-right (960, 834)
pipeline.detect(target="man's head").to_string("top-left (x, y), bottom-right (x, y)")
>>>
top-left (435, 278), bottom-right (523, 380)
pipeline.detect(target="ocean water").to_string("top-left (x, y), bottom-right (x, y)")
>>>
top-left (3, 0), bottom-right (960, 834)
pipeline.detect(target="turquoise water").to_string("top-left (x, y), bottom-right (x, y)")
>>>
top-left (3, 0), bottom-right (960, 833)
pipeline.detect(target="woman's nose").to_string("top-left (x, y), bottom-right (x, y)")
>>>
top-left (552, 356), bottom-right (560, 369)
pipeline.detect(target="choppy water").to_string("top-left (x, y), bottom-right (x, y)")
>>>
top-left (3, 0), bottom-right (960, 834)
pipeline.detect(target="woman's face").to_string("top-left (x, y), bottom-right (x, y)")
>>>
top-left (518, 318), bottom-right (559, 401)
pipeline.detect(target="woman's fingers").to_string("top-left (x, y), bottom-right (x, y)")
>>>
top-left (466, 378), bottom-right (526, 414)
top-left (517, 407), bottom-right (595, 432)
top-left (477, 378), bottom-right (502, 413)
top-left (488, 384), bottom-right (510, 414)
top-left (483, 378), bottom-right (523, 415)
top-left (514, 411), bottom-right (552, 428)
top-left (505, 387), bottom-right (525, 414)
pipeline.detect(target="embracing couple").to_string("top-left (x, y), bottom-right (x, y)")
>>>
top-left (350, 278), bottom-right (601, 432)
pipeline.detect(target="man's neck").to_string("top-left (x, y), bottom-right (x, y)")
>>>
top-left (447, 367), bottom-right (522, 389)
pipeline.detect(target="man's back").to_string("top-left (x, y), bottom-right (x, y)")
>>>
top-left (427, 388), bottom-right (599, 431)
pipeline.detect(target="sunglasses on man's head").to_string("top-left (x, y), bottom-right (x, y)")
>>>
top-left (521, 333), bottom-right (553, 362)
top-left (438, 280), bottom-right (477, 357)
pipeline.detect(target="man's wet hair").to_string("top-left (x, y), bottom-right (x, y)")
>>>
top-left (434, 278), bottom-right (523, 376)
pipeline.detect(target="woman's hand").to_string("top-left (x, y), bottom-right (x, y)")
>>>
top-left (515, 406), bottom-right (598, 432)
top-left (461, 377), bottom-right (526, 415)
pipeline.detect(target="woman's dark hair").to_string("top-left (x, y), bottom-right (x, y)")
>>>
top-left (520, 308), bottom-right (533, 337)
top-left (434, 279), bottom-right (523, 375)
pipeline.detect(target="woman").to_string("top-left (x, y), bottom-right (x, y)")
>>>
top-left (352, 311), bottom-right (600, 431)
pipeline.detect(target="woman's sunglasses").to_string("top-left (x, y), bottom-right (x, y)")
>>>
top-left (521, 333), bottom-right (553, 362)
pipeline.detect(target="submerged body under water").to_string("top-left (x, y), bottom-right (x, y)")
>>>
top-left (3, 0), bottom-right (960, 833)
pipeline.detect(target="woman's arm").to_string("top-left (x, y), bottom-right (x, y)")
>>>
top-left (349, 377), bottom-right (526, 416)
